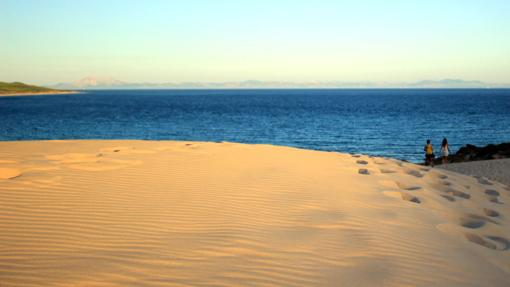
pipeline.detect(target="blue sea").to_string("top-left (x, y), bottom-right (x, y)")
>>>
top-left (1, 89), bottom-right (510, 162)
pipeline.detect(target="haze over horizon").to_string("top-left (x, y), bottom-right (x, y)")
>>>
top-left (43, 75), bottom-right (507, 89)
top-left (1, 0), bottom-right (510, 85)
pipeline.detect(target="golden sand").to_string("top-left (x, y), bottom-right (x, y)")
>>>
top-left (0, 140), bottom-right (509, 286)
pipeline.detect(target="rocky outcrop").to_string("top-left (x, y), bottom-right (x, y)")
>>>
top-left (434, 143), bottom-right (510, 164)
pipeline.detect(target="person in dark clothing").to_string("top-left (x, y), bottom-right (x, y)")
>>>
top-left (424, 139), bottom-right (434, 166)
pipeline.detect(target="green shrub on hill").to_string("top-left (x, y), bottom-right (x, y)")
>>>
top-left (0, 81), bottom-right (62, 94)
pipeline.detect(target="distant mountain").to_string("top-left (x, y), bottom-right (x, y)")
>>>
top-left (74, 76), bottom-right (126, 88)
top-left (409, 79), bottom-right (488, 88)
top-left (53, 76), bottom-right (126, 89)
top-left (48, 77), bottom-right (508, 90)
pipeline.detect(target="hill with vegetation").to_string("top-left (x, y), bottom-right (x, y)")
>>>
top-left (0, 81), bottom-right (72, 95)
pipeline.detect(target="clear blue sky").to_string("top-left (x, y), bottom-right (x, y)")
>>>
top-left (1, 0), bottom-right (509, 84)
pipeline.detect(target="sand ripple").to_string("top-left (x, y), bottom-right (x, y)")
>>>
top-left (0, 141), bottom-right (509, 286)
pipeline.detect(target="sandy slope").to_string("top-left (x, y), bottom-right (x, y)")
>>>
top-left (439, 158), bottom-right (510, 187)
top-left (0, 141), bottom-right (509, 286)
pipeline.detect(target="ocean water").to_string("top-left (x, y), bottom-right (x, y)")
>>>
top-left (1, 89), bottom-right (510, 162)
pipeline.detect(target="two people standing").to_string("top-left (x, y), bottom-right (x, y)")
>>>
top-left (424, 138), bottom-right (451, 166)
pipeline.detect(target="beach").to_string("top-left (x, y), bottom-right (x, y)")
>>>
top-left (439, 158), bottom-right (510, 187)
top-left (0, 140), bottom-right (509, 286)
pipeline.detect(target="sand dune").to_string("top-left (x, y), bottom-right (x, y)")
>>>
top-left (0, 141), bottom-right (509, 286)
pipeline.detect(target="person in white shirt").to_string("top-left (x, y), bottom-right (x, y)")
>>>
top-left (440, 138), bottom-right (451, 165)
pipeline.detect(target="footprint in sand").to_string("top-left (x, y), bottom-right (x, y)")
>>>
top-left (420, 167), bottom-right (430, 172)
top-left (465, 233), bottom-right (510, 251)
top-left (483, 208), bottom-right (500, 218)
top-left (356, 160), bottom-right (369, 165)
top-left (440, 194), bottom-right (456, 202)
top-left (184, 143), bottom-right (203, 150)
top-left (351, 154), bottom-right (361, 158)
top-left (395, 181), bottom-right (422, 191)
top-left (484, 191), bottom-right (502, 204)
top-left (458, 214), bottom-right (497, 229)
top-left (100, 146), bottom-right (156, 154)
top-left (358, 168), bottom-right (370, 175)
top-left (486, 196), bottom-right (501, 204)
top-left (401, 193), bottom-right (421, 204)
top-left (442, 181), bottom-right (452, 186)
top-left (380, 168), bottom-right (397, 174)
top-left (477, 178), bottom-right (493, 186)
top-left (485, 189), bottom-right (500, 197)
top-left (488, 195), bottom-right (503, 203)
top-left (437, 174), bottom-right (448, 180)
top-left (406, 169), bottom-right (424, 178)
top-left (444, 187), bottom-right (471, 199)
top-left (485, 236), bottom-right (510, 250)
top-left (99, 146), bottom-right (133, 153)
top-left (0, 168), bottom-right (21, 180)
top-left (382, 191), bottom-right (421, 204)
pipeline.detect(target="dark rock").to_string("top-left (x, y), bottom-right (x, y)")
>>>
top-left (433, 142), bottom-right (510, 165)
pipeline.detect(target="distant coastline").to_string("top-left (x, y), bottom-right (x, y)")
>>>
top-left (0, 81), bottom-right (78, 97)
top-left (51, 76), bottom-right (510, 90)
top-left (0, 90), bottom-right (79, 97)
